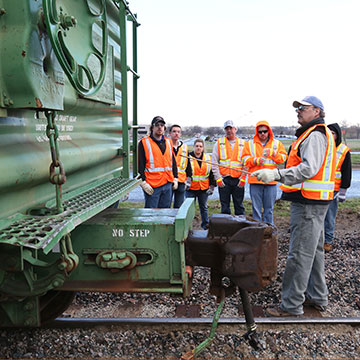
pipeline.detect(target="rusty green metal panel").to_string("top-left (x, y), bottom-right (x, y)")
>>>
top-left (42, 0), bottom-right (114, 100)
top-left (0, 0), bottom-right (132, 224)
top-left (57, 199), bottom-right (195, 295)
top-left (0, 0), bottom-right (65, 109)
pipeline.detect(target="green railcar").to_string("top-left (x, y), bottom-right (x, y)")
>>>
top-left (0, 5), bottom-right (277, 350)
top-left (0, 0), bottom-right (196, 326)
